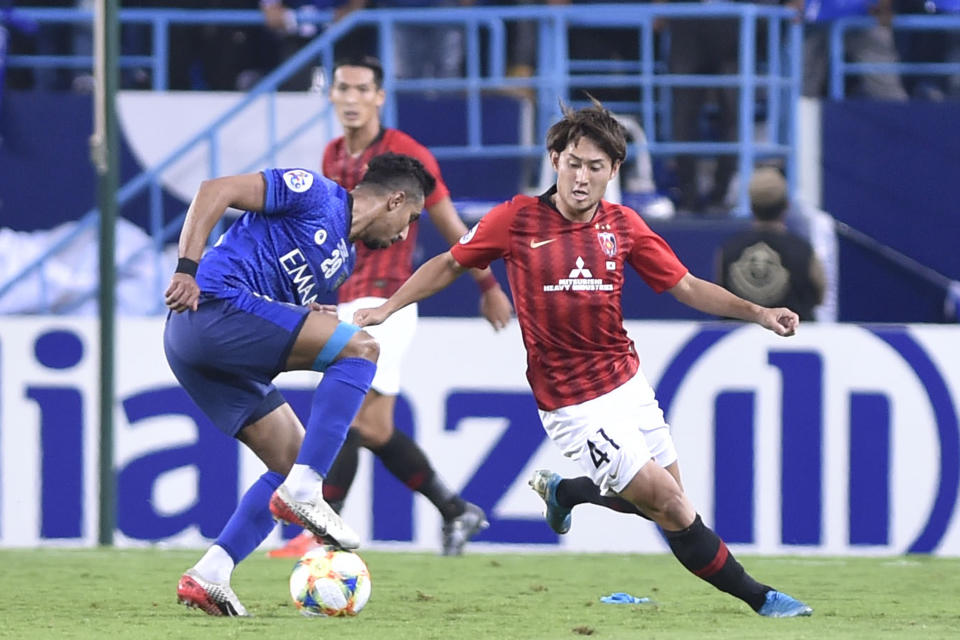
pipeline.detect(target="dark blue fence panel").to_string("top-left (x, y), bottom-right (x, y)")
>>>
top-left (822, 100), bottom-right (960, 322)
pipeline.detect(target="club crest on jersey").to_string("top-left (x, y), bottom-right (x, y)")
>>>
top-left (283, 169), bottom-right (314, 193)
top-left (597, 232), bottom-right (617, 257)
top-left (459, 222), bottom-right (479, 245)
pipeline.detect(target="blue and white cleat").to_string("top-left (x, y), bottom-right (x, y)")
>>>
top-left (528, 470), bottom-right (572, 535)
top-left (757, 590), bottom-right (813, 618)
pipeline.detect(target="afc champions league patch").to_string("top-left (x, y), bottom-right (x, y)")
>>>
top-left (597, 232), bottom-right (617, 257)
top-left (459, 222), bottom-right (479, 245)
top-left (283, 169), bottom-right (315, 193)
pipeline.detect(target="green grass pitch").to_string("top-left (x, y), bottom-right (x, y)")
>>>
top-left (2, 549), bottom-right (958, 639)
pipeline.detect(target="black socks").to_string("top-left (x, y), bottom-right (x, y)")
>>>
top-left (555, 476), bottom-right (652, 521)
top-left (371, 430), bottom-right (465, 522)
top-left (664, 514), bottom-right (771, 611)
top-left (322, 429), bottom-right (361, 513)
top-left (322, 428), bottom-right (466, 522)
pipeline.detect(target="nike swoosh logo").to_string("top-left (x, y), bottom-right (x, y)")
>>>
top-left (530, 239), bottom-right (556, 249)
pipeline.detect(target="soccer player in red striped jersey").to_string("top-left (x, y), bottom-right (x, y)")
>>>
top-left (268, 56), bottom-right (514, 558)
top-left (354, 100), bottom-right (813, 618)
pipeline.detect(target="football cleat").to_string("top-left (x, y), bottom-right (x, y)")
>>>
top-left (176, 568), bottom-right (250, 617)
top-left (266, 530), bottom-right (324, 559)
top-left (441, 502), bottom-right (489, 556)
top-left (528, 469), bottom-right (571, 535)
top-left (757, 590), bottom-right (813, 618)
top-left (269, 484), bottom-right (360, 550)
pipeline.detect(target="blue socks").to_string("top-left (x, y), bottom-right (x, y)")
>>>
top-left (214, 358), bottom-right (374, 567)
top-left (296, 357), bottom-right (377, 476)
top-left (215, 470), bottom-right (284, 564)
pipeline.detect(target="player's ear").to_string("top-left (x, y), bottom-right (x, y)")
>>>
top-left (610, 159), bottom-right (622, 180)
top-left (388, 190), bottom-right (406, 211)
top-left (375, 87), bottom-right (386, 108)
top-left (549, 150), bottom-right (561, 171)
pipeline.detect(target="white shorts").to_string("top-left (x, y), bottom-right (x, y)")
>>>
top-left (538, 370), bottom-right (678, 496)
top-left (338, 297), bottom-right (418, 395)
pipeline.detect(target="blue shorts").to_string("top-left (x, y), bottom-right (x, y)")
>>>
top-left (163, 289), bottom-right (310, 437)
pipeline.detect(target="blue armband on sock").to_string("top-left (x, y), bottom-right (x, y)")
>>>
top-left (311, 322), bottom-right (361, 372)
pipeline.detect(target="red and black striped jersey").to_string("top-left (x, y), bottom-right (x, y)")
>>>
top-left (322, 127), bottom-right (450, 303)
top-left (450, 188), bottom-right (688, 410)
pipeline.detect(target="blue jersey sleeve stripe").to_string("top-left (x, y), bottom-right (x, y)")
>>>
top-left (262, 169), bottom-right (276, 215)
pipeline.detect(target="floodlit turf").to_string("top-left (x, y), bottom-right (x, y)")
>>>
top-left (1, 549), bottom-right (958, 639)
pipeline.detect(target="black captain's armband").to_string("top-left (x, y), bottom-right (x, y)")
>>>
top-left (176, 258), bottom-right (199, 277)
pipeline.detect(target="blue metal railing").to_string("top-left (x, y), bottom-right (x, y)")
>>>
top-left (829, 14), bottom-right (960, 100)
top-left (6, 8), bottom-right (334, 91)
top-left (1, 4), bottom-right (801, 313)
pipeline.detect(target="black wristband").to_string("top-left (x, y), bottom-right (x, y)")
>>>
top-left (176, 257), bottom-right (199, 277)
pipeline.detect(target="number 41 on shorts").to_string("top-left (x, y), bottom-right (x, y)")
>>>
top-left (587, 427), bottom-right (620, 468)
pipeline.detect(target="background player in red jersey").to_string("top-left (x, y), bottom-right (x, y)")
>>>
top-left (270, 56), bottom-right (514, 558)
top-left (354, 100), bottom-right (813, 617)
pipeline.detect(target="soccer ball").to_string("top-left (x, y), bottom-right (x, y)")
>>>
top-left (289, 546), bottom-right (372, 617)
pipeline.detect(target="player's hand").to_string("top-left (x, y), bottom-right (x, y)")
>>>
top-left (353, 305), bottom-right (390, 327)
top-left (308, 302), bottom-right (338, 315)
top-left (480, 286), bottom-right (513, 331)
top-left (758, 307), bottom-right (799, 337)
top-left (165, 273), bottom-right (200, 312)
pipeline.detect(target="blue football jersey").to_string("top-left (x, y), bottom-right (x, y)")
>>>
top-left (196, 168), bottom-right (356, 305)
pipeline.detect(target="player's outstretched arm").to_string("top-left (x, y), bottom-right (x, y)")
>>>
top-left (667, 272), bottom-right (799, 336)
top-left (354, 250), bottom-right (466, 327)
top-left (165, 173), bottom-right (267, 312)
top-left (427, 197), bottom-right (513, 331)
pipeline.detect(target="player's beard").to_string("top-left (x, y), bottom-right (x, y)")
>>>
top-left (362, 238), bottom-right (391, 250)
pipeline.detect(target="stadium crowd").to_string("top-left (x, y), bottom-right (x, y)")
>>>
top-left (4, 0), bottom-right (959, 219)
top-left (6, 0), bottom-right (960, 98)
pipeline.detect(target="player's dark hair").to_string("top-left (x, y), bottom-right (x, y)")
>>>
top-left (546, 96), bottom-right (627, 165)
top-left (332, 55), bottom-right (384, 88)
top-left (358, 153), bottom-right (436, 202)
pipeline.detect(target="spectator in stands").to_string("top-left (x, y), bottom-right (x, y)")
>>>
top-left (341, 0), bottom-right (475, 79)
top-left (121, 0), bottom-right (273, 91)
top-left (895, 0), bottom-right (960, 100)
top-left (7, 0), bottom-right (73, 91)
top-left (501, 0), bottom-right (565, 94)
top-left (388, 0), bottom-right (471, 79)
top-left (662, 1), bottom-right (740, 214)
top-left (261, 0), bottom-right (373, 90)
top-left (499, 0), bottom-right (635, 104)
top-left (0, 0), bottom-right (29, 100)
top-left (716, 167), bottom-right (825, 322)
top-left (802, 0), bottom-right (908, 100)
top-left (547, 0), bottom-right (643, 104)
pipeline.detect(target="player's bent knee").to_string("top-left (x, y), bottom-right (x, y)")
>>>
top-left (631, 484), bottom-right (692, 530)
top-left (339, 330), bottom-right (379, 363)
top-left (654, 491), bottom-right (691, 526)
top-left (620, 464), bottom-right (682, 513)
top-left (310, 322), bottom-right (376, 372)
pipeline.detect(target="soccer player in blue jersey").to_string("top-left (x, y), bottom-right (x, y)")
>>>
top-left (164, 153), bottom-right (435, 617)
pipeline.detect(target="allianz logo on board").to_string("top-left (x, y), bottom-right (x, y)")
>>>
top-left (1, 323), bottom-right (956, 554)
top-left (658, 324), bottom-right (958, 555)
